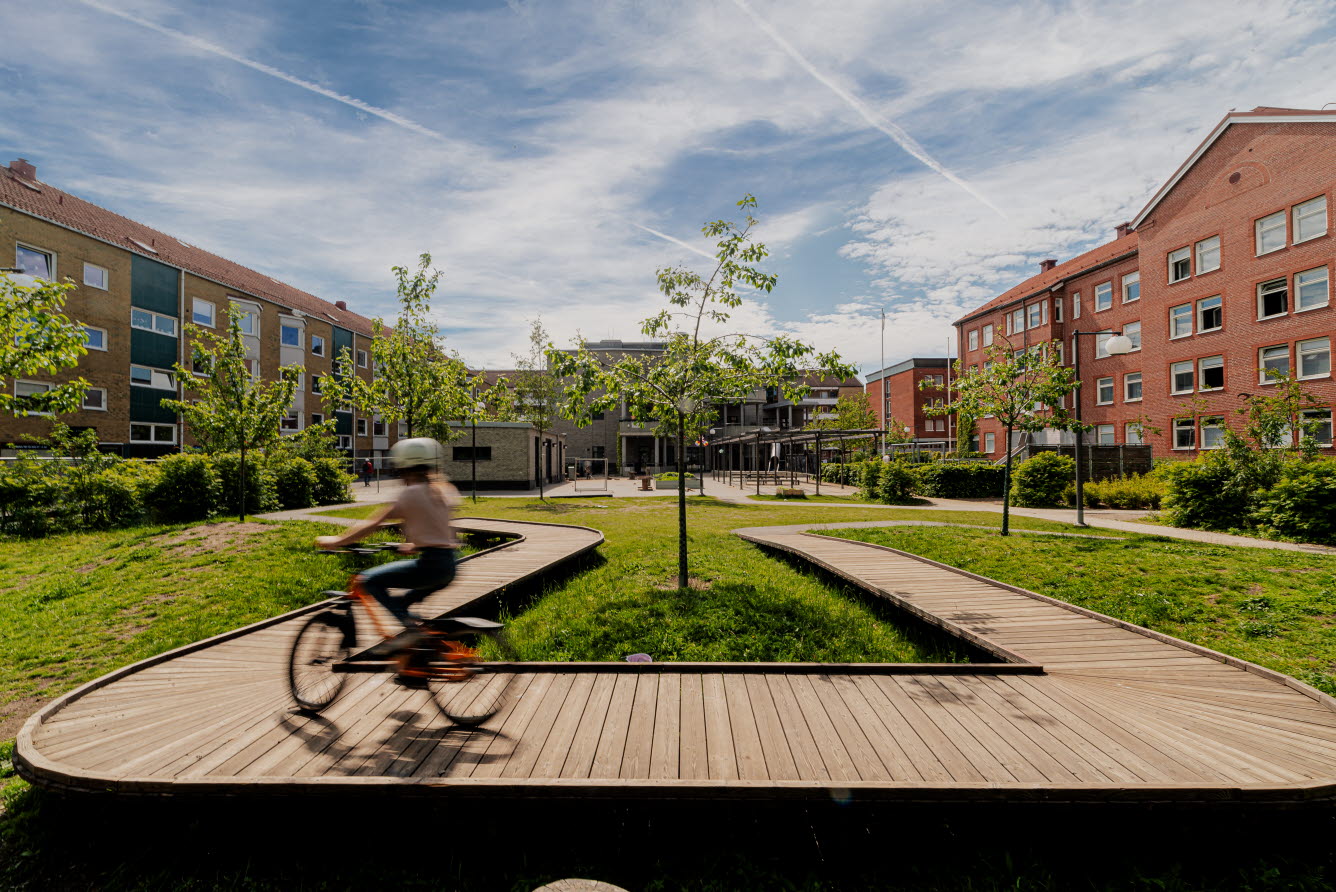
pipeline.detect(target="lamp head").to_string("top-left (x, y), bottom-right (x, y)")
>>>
top-left (1104, 333), bottom-right (1134, 355)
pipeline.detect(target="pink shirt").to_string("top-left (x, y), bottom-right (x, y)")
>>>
top-left (390, 480), bottom-right (460, 549)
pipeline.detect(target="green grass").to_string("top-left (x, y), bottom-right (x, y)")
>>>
top-left (747, 492), bottom-right (869, 503)
top-left (819, 525), bottom-right (1336, 696)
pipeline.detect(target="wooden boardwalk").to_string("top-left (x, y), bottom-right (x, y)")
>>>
top-left (18, 519), bottom-right (1336, 803)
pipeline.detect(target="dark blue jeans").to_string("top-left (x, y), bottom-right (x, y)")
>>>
top-left (358, 547), bottom-right (457, 627)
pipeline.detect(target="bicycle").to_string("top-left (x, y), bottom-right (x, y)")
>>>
top-left (287, 544), bottom-right (519, 726)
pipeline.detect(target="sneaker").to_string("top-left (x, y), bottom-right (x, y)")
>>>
top-left (393, 674), bottom-right (429, 689)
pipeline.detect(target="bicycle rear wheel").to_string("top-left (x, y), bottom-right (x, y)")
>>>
top-left (432, 630), bottom-right (519, 726)
top-left (288, 610), bottom-right (352, 712)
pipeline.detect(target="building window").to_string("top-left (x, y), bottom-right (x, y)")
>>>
top-left (1201, 416), bottom-right (1225, 450)
top-left (1095, 424), bottom-right (1115, 446)
top-left (82, 387), bottom-right (107, 411)
top-left (1094, 282), bottom-right (1113, 311)
top-left (1257, 278), bottom-right (1288, 318)
top-left (1196, 295), bottom-right (1222, 332)
top-left (397, 421), bottom-right (409, 437)
top-left (1124, 372), bottom-right (1142, 402)
top-left (452, 446), bottom-right (493, 461)
top-left (311, 412), bottom-right (324, 425)
top-left (192, 354), bottom-right (212, 377)
top-left (281, 413), bottom-right (301, 432)
top-left (1026, 303), bottom-right (1043, 329)
top-left (280, 323), bottom-right (302, 347)
top-left (233, 304), bottom-right (259, 335)
top-left (244, 358), bottom-right (260, 380)
top-left (356, 349), bottom-right (369, 368)
top-left (1095, 330), bottom-right (1117, 359)
top-left (984, 432), bottom-right (995, 453)
top-left (1008, 307), bottom-right (1024, 334)
top-left (83, 263), bottom-right (108, 290)
top-left (337, 435), bottom-right (353, 450)
top-left (968, 329), bottom-right (979, 351)
top-left (131, 308), bottom-right (177, 337)
top-left (1122, 321), bottom-right (1141, 351)
top-left (1173, 418), bottom-right (1196, 450)
top-left (1301, 409), bottom-right (1333, 446)
top-left (193, 299), bottom-right (215, 327)
top-left (1169, 304), bottom-right (1192, 339)
top-left (356, 418), bottom-right (367, 436)
top-left (130, 423), bottom-right (177, 444)
top-left (130, 365), bottom-right (174, 390)
top-left (1121, 272), bottom-right (1140, 303)
top-left (311, 335), bottom-right (325, 356)
top-left (1095, 377), bottom-right (1114, 405)
top-left (1195, 236), bottom-right (1220, 274)
top-left (982, 324), bottom-right (993, 346)
top-left (1296, 266), bottom-right (1329, 312)
top-left (1053, 298), bottom-right (1063, 322)
top-left (1259, 345), bottom-right (1290, 383)
top-left (1294, 196), bottom-right (1327, 243)
top-left (15, 380), bottom-right (51, 415)
top-left (373, 419), bottom-right (386, 436)
top-left (1171, 360), bottom-right (1195, 394)
top-left (15, 244), bottom-right (53, 279)
top-left (312, 375), bottom-right (323, 394)
top-left (1071, 293), bottom-right (1081, 319)
top-left (83, 325), bottom-right (107, 351)
top-left (1125, 423), bottom-right (1144, 445)
top-left (1168, 247), bottom-right (1191, 282)
top-left (1298, 337), bottom-right (1331, 380)
top-left (1256, 211), bottom-right (1286, 254)
top-left (592, 446), bottom-right (606, 459)
top-left (1198, 355), bottom-right (1224, 391)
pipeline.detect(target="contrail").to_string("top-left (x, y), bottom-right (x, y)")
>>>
top-left (75, 0), bottom-right (448, 142)
top-left (730, 0), bottom-right (1006, 218)
top-left (630, 221), bottom-right (718, 261)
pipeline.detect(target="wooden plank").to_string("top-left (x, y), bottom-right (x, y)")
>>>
top-left (619, 673), bottom-right (659, 779)
top-left (648, 673), bottom-right (681, 780)
top-left (701, 673), bottom-right (738, 781)
top-left (742, 674), bottom-right (797, 780)
top-left (723, 674), bottom-right (768, 780)
top-left (678, 674), bottom-right (707, 781)
top-left (559, 674), bottom-right (618, 779)
top-left (785, 674), bottom-right (859, 782)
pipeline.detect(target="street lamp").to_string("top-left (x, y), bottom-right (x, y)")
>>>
top-left (1071, 328), bottom-right (1133, 526)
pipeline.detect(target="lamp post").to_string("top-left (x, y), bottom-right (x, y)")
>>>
top-left (1071, 328), bottom-right (1133, 526)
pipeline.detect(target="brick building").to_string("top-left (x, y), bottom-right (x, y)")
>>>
top-left (864, 358), bottom-right (952, 444)
top-left (955, 108), bottom-right (1334, 459)
top-left (1, 158), bottom-right (387, 458)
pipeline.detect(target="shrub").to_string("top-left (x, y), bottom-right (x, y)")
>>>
top-left (77, 470), bottom-right (146, 529)
top-left (1252, 460), bottom-right (1336, 544)
top-left (212, 453), bottom-right (279, 516)
top-left (857, 461), bottom-right (883, 500)
top-left (1010, 452), bottom-right (1075, 507)
top-left (271, 457), bottom-right (318, 510)
top-left (909, 462), bottom-right (1006, 499)
top-left (311, 457), bottom-right (354, 506)
top-left (875, 462), bottom-right (915, 504)
top-left (1081, 473), bottom-right (1165, 510)
top-left (1158, 454), bottom-right (1257, 531)
top-left (152, 454), bottom-right (221, 522)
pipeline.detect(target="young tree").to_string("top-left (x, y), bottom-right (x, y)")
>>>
top-left (163, 306), bottom-right (300, 521)
top-left (0, 273), bottom-right (89, 416)
top-left (498, 318), bottom-right (564, 500)
top-left (550, 196), bottom-right (853, 588)
top-left (929, 339), bottom-right (1077, 535)
top-left (326, 254), bottom-right (472, 443)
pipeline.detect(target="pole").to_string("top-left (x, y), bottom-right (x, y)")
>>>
top-left (1073, 328), bottom-right (1085, 526)
top-left (471, 416), bottom-right (478, 502)
top-left (815, 431), bottom-right (822, 496)
top-left (755, 430), bottom-right (761, 496)
top-left (880, 308), bottom-right (886, 430)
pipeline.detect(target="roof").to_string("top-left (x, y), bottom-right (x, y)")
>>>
top-left (864, 357), bottom-right (949, 383)
top-left (0, 161), bottom-right (378, 337)
top-left (1131, 107), bottom-right (1336, 228)
top-left (955, 232), bottom-right (1138, 326)
top-left (796, 371), bottom-right (863, 388)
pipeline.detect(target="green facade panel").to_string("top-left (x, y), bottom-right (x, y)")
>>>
top-left (335, 411), bottom-right (352, 435)
top-left (130, 255), bottom-right (179, 314)
top-left (332, 327), bottom-right (354, 370)
top-left (129, 387), bottom-right (178, 424)
top-left (130, 329), bottom-right (178, 368)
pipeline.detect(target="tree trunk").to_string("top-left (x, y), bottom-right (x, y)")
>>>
top-left (1001, 424), bottom-right (1013, 536)
top-left (537, 426), bottom-right (546, 501)
top-left (238, 442), bottom-right (247, 523)
top-left (677, 411), bottom-right (688, 590)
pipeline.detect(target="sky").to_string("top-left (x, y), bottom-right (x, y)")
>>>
top-left (3, 0), bottom-right (1336, 376)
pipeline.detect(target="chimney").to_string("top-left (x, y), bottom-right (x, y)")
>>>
top-left (1115, 222), bottom-right (1133, 239)
top-left (1039, 258), bottom-right (1057, 273)
top-left (9, 158), bottom-right (36, 180)
top-left (334, 300), bottom-right (347, 310)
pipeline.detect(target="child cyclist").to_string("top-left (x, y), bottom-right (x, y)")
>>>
top-left (316, 438), bottom-right (462, 672)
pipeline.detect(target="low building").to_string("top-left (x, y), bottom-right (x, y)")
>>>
top-left (864, 358), bottom-right (952, 444)
top-left (442, 422), bottom-right (565, 491)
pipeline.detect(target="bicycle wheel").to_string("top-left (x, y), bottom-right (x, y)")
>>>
top-left (433, 631), bottom-right (519, 726)
top-left (288, 610), bottom-right (352, 712)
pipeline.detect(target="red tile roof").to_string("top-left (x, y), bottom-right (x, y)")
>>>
top-left (954, 231), bottom-right (1138, 325)
top-left (1, 161), bottom-right (378, 337)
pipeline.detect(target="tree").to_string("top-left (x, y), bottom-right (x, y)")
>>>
top-left (163, 305), bottom-right (300, 521)
top-left (326, 253), bottom-right (472, 443)
top-left (0, 272), bottom-right (89, 417)
top-left (930, 339), bottom-right (1077, 535)
top-left (550, 196), bottom-right (854, 588)
top-left (1237, 369), bottom-right (1327, 457)
top-left (498, 318), bottom-right (564, 500)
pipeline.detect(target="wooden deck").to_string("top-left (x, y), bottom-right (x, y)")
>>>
top-left (18, 519), bottom-right (1336, 804)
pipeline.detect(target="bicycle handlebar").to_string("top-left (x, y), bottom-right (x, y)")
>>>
top-left (318, 543), bottom-right (406, 555)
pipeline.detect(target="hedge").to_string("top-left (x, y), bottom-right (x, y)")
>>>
top-left (1010, 452), bottom-right (1074, 508)
top-left (908, 462), bottom-right (1006, 499)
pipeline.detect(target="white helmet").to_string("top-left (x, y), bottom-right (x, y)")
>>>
top-left (389, 437), bottom-right (442, 471)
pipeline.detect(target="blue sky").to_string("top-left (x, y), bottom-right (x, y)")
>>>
top-left (3, 0), bottom-right (1336, 373)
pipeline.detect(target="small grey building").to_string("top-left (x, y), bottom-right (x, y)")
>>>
top-left (442, 421), bottom-right (565, 491)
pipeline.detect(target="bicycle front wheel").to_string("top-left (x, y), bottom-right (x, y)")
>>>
top-left (433, 630), bottom-right (519, 726)
top-left (288, 610), bottom-right (352, 712)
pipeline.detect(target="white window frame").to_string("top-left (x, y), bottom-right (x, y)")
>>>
top-left (1293, 196), bottom-right (1327, 244)
top-left (1095, 330), bottom-right (1115, 359)
top-left (15, 379), bottom-right (52, 416)
top-left (1196, 295), bottom-right (1222, 333)
top-left (1256, 210), bottom-right (1286, 255)
top-left (82, 263), bottom-right (108, 290)
top-left (1053, 298), bottom-right (1063, 322)
top-left (231, 301), bottom-right (260, 336)
top-left (1198, 355), bottom-right (1224, 392)
top-left (1121, 272), bottom-right (1140, 303)
top-left (1169, 304), bottom-right (1192, 339)
top-left (1295, 266), bottom-right (1329, 312)
top-left (968, 329), bottom-right (979, 351)
top-left (1094, 282), bottom-right (1113, 311)
top-left (131, 308), bottom-right (178, 337)
top-left (1125, 423), bottom-right (1144, 445)
top-left (1096, 424), bottom-right (1116, 446)
top-left (1095, 377), bottom-right (1114, 405)
top-left (281, 412), bottom-right (302, 432)
top-left (984, 432), bottom-right (995, 453)
top-left (310, 334), bottom-right (325, 356)
top-left (311, 412), bottom-right (325, 425)
top-left (1171, 360), bottom-right (1195, 395)
top-left (15, 242), bottom-right (54, 280)
top-left (129, 364), bottom-right (175, 390)
top-left (1168, 247), bottom-right (1191, 283)
top-left (312, 375), bottom-right (324, 395)
top-left (280, 322), bottom-right (303, 348)
top-left (982, 324), bottom-right (993, 346)
top-left (373, 419), bottom-right (386, 437)
top-left (1026, 303), bottom-right (1043, 329)
top-left (192, 298), bottom-right (216, 328)
top-left (1297, 337), bottom-right (1331, 380)
top-left (337, 434), bottom-right (353, 450)
top-left (129, 422), bottom-right (177, 445)
top-left (1195, 236), bottom-right (1220, 275)
top-left (1173, 418), bottom-right (1196, 451)
top-left (1123, 321), bottom-right (1141, 352)
top-left (1301, 409), bottom-right (1333, 446)
top-left (82, 387), bottom-right (107, 411)
top-left (1124, 372), bottom-right (1142, 403)
top-left (397, 421), bottom-right (409, 438)
top-left (356, 418), bottom-right (368, 436)
top-left (1259, 345), bottom-right (1290, 384)
top-left (83, 325), bottom-right (107, 351)
top-left (1257, 278), bottom-right (1288, 319)
top-left (1071, 293), bottom-right (1081, 319)
top-left (244, 358), bottom-right (261, 381)
top-left (1200, 416), bottom-right (1225, 450)
top-left (356, 349), bottom-right (369, 368)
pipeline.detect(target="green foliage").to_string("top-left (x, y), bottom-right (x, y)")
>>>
top-left (857, 460), bottom-right (882, 499)
top-left (908, 461), bottom-right (1007, 498)
top-left (1010, 452), bottom-right (1075, 507)
top-left (212, 453), bottom-right (279, 516)
top-left (1159, 455), bottom-right (1252, 531)
top-left (875, 461), bottom-right (915, 504)
top-left (151, 453), bottom-right (220, 523)
top-left (1252, 460), bottom-right (1336, 544)
top-left (310, 457), bottom-right (354, 505)
top-left (0, 272), bottom-right (90, 416)
top-left (269, 456), bottom-right (318, 510)
top-left (1080, 472), bottom-right (1165, 510)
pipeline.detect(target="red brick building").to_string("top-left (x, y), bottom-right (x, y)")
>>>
top-left (864, 358), bottom-right (952, 443)
top-left (955, 108), bottom-right (1334, 459)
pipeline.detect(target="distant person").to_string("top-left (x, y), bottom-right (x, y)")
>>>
top-left (361, 458), bottom-right (374, 487)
